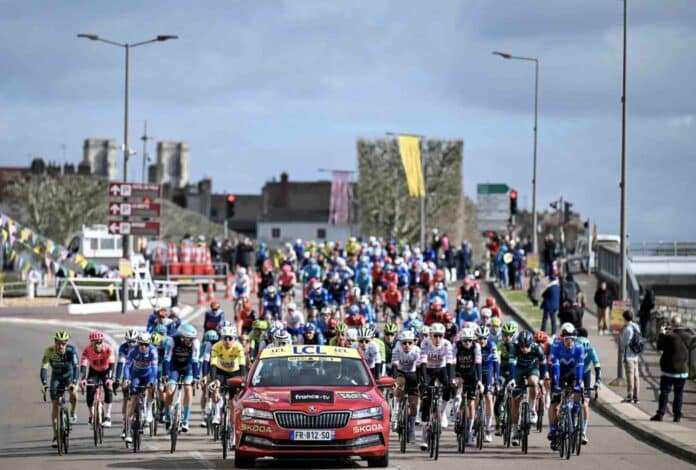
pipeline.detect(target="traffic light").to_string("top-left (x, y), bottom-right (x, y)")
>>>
top-left (226, 194), bottom-right (236, 218)
top-left (550, 201), bottom-right (558, 210)
top-left (509, 190), bottom-right (518, 215)
top-left (564, 201), bottom-right (573, 224)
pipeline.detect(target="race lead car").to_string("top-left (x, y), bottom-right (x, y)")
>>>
top-left (228, 344), bottom-right (395, 468)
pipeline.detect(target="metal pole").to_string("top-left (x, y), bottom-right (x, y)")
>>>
top-left (532, 59), bottom-right (539, 254)
top-left (141, 120), bottom-right (150, 184)
top-left (122, 44), bottom-right (130, 314)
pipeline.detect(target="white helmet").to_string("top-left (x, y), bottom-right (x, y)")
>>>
top-left (237, 266), bottom-right (247, 275)
top-left (480, 307), bottom-right (492, 318)
top-left (394, 257), bottom-right (403, 266)
top-left (220, 325), bottom-right (237, 338)
top-left (466, 300), bottom-right (474, 310)
top-left (312, 280), bottom-right (322, 290)
top-left (408, 311), bottom-right (419, 321)
top-left (137, 331), bottom-right (152, 344)
top-left (272, 329), bottom-right (292, 347)
top-left (460, 328), bottom-right (474, 340)
top-left (287, 302), bottom-right (297, 311)
top-left (475, 325), bottom-right (490, 339)
top-left (351, 286), bottom-right (361, 297)
top-left (337, 258), bottom-right (346, 267)
top-left (432, 296), bottom-right (444, 306)
top-left (360, 295), bottom-right (370, 305)
top-left (125, 328), bottom-right (139, 341)
top-left (431, 323), bottom-right (446, 335)
top-left (400, 330), bottom-right (416, 343)
top-left (421, 326), bottom-right (431, 336)
top-left (435, 282), bottom-right (444, 290)
top-left (266, 285), bottom-right (276, 295)
top-left (346, 328), bottom-right (358, 342)
top-left (560, 322), bottom-right (576, 337)
top-left (356, 327), bottom-right (374, 340)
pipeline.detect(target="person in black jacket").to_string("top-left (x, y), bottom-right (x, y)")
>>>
top-left (651, 316), bottom-right (692, 422)
top-left (638, 286), bottom-right (655, 338)
top-left (593, 281), bottom-right (613, 336)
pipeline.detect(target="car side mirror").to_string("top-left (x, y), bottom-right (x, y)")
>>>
top-left (376, 376), bottom-right (396, 388)
top-left (227, 377), bottom-right (245, 389)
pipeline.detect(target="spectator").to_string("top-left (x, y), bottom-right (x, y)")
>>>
top-left (651, 316), bottom-right (692, 422)
top-left (527, 269), bottom-right (543, 306)
top-left (457, 241), bottom-right (472, 280)
top-left (540, 274), bottom-right (561, 335)
top-left (638, 286), bottom-right (655, 339)
top-left (445, 245), bottom-right (456, 284)
top-left (542, 234), bottom-right (556, 277)
top-left (508, 241), bottom-right (518, 290)
top-left (619, 310), bottom-right (641, 404)
top-left (593, 281), bottom-right (613, 336)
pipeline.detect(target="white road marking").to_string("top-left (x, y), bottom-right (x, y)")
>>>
top-left (189, 449), bottom-right (216, 469)
top-left (0, 317), bottom-right (120, 349)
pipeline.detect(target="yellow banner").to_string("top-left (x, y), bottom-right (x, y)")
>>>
top-left (398, 135), bottom-right (425, 197)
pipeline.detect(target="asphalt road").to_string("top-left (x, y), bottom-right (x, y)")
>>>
top-left (0, 287), bottom-right (694, 469)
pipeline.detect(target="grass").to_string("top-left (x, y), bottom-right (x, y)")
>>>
top-left (500, 288), bottom-right (543, 330)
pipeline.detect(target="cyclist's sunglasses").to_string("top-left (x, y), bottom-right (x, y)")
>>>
top-left (223, 336), bottom-right (235, 341)
top-left (402, 341), bottom-right (413, 346)
top-left (461, 339), bottom-right (473, 344)
top-left (92, 340), bottom-right (103, 345)
top-left (138, 342), bottom-right (149, 347)
top-left (432, 334), bottom-right (444, 338)
top-left (55, 340), bottom-right (68, 346)
top-left (359, 339), bottom-right (371, 344)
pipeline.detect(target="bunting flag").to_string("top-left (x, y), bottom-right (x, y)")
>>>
top-left (397, 135), bottom-right (426, 197)
top-left (329, 170), bottom-right (353, 225)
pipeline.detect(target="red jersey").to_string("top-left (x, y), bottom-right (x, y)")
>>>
top-left (424, 308), bottom-right (446, 326)
top-left (344, 314), bottom-right (366, 327)
top-left (279, 271), bottom-right (296, 287)
top-left (381, 271), bottom-right (398, 286)
top-left (81, 343), bottom-right (115, 372)
top-left (383, 289), bottom-right (402, 306)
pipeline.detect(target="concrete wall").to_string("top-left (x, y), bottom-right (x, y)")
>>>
top-left (256, 221), bottom-right (352, 247)
top-left (155, 141), bottom-right (189, 188)
top-left (83, 139), bottom-right (118, 180)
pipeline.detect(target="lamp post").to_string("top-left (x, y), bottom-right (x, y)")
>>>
top-left (78, 33), bottom-right (177, 313)
top-left (492, 51), bottom-right (539, 255)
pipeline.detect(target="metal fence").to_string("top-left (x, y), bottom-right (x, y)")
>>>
top-left (629, 241), bottom-right (696, 257)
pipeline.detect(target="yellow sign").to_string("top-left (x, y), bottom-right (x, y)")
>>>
top-left (397, 135), bottom-right (425, 197)
top-left (119, 258), bottom-right (133, 279)
top-left (527, 253), bottom-right (539, 271)
top-left (611, 300), bottom-right (631, 333)
top-left (260, 345), bottom-right (361, 359)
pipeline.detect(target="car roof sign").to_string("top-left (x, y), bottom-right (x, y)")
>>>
top-left (259, 345), bottom-right (361, 359)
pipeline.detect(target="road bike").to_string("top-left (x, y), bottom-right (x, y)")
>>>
top-left (127, 385), bottom-right (149, 452)
top-left (455, 390), bottom-right (471, 454)
top-left (517, 378), bottom-right (537, 454)
top-left (220, 383), bottom-right (237, 459)
top-left (395, 387), bottom-right (409, 453)
top-left (473, 388), bottom-right (485, 450)
top-left (535, 381), bottom-right (546, 433)
top-left (556, 386), bottom-right (582, 460)
top-left (425, 382), bottom-right (443, 460)
top-left (169, 381), bottom-right (189, 453)
top-left (500, 383), bottom-right (513, 448)
top-left (84, 380), bottom-right (105, 447)
top-left (45, 387), bottom-right (71, 456)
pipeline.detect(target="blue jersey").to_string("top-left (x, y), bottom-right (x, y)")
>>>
top-left (550, 339), bottom-right (585, 387)
top-left (155, 336), bottom-right (173, 368)
top-left (124, 345), bottom-right (158, 383)
top-left (302, 264), bottom-right (321, 282)
top-left (308, 288), bottom-right (330, 309)
top-left (457, 309), bottom-right (480, 327)
top-left (203, 309), bottom-right (225, 332)
top-left (263, 293), bottom-right (282, 315)
top-left (115, 341), bottom-right (136, 380)
top-left (395, 266), bottom-right (410, 286)
top-left (404, 317), bottom-right (424, 334)
top-left (199, 340), bottom-right (215, 376)
top-left (576, 338), bottom-right (601, 370)
top-left (428, 290), bottom-right (449, 310)
top-left (146, 313), bottom-right (180, 336)
top-left (480, 338), bottom-right (500, 376)
top-left (163, 335), bottom-right (201, 379)
top-left (356, 273), bottom-right (372, 294)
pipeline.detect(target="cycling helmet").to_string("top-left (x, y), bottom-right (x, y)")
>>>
top-left (335, 323), bottom-right (348, 334)
top-left (356, 327), bottom-right (374, 340)
top-left (384, 323), bottom-right (398, 335)
top-left (267, 285), bottom-right (277, 295)
top-left (480, 307), bottom-right (492, 318)
top-left (421, 326), bottom-right (431, 336)
top-left (534, 330), bottom-right (549, 343)
top-left (287, 302), bottom-right (297, 311)
top-left (460, 327), bottom-right (474, 340)
top-left (328, 318), bottom-right (339, 329)
top-left (321, 306), bottom-right (332, 316)
top-left (400, 330), bottom-right (416, 343)
top-left (204, 330), bottom-right (220, 343)
top-left (217, 320), bottom-right (234, 331)
top-left (137, 331), bottom-right (152, 344)
top-left (485, 296), bottom-right (495, 307)
top-left (304, 323), bottom-right (317, 333)
top-left (435, 282), bottom-right (444, 290)
top-left (178, 323), bottom-right (198, 339)
top-left (491, 317), bottom-right (502, 328)
top-left (89, 330), bottom-right (105, 342)
top-left (252, 320), bottom-right (269, 331)
top-left (475, 325), bottom-right (490, 340)
top-left (346, 328), bottom-right (358, 342)
top-left (54, 330), bottom-right (70, 342)
top-left (237, 267), bottom-right (247, 275)
top-left (431, 323), bottom-right (446, 335)
top-left (518, 330), bottom-right (534, 347)
top-left (502, 320), bottom-right (518, 335)
top-left (384, 264), bottom-right (393, 272)
top-left (347, 305), bottom-right (358, 315)
top-left (560, 322), bottom-right (576, 337)
top-left (124, 328), bottom-right (139, 341)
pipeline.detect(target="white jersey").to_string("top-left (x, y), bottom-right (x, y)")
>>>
top-left (234, 274), bottom-right (250, 290)
top-left (420, 338), bottom-right (455, 369)
top-left (392, 344), bottom-right (422, 373)
top-left (353, 341), bottom-right (381, 368)
top-left (285, 310), bottom-right (305, 330)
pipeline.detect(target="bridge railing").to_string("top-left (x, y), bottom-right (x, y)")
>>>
top-left (596, 243), bottom-right (640, 312)
top-left (629, 241), bottom-right (696, 257)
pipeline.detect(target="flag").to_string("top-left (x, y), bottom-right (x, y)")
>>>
top-left (329, 170), bottom-right (352, 225)
top-left (398, 135), bottom-right (425, 197)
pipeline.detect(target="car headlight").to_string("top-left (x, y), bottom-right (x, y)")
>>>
top-left (241, 407), bottom-right (274, 421)
top-left (352, 406), bottom-right (383, 420)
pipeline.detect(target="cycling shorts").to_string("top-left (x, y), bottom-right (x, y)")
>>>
top-left (280, 285), bottom-right (293, 295)
top-left (395, 371), bottom-right (419, 397)
top-left (168, 368), bottom-right (194, 387)
top-left (129, 374), bottom-right (156, 395)
top-left (456, 372), bottom-right (478, 400)
top-left (513, 368), bottom-right (540, 397)
top-left (481, 369), bottom-right (495, 395)
top-left (551, 372), bottom-right (577, 404)
top-left (49, 375), bottom-right (74, 401)
top-left (582, 371), bottom-right (593, 399)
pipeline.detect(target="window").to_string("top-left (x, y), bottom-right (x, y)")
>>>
top-left (317, 228), bottom-right (327, 239)
top-left (100, 238), bottom-right (115, 250)
top-left (271, 227), bottom-right (281, 239)
top-left (89, 238), bottom-right (98, 251)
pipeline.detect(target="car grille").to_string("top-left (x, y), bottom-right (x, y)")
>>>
top-left (274, 411), bottom-right (351, 429)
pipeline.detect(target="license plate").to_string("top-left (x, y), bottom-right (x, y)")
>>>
top-left (290, 429), bottom-right (335, 441)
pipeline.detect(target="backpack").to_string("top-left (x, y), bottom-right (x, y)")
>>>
top-left (628, 324), bottom-right (645, 354)
top-left (562, 280), bottom-right (578, 305)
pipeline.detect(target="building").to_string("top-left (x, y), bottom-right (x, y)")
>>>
top-left (149, 141), bottom-right (189, 189)
top-left (83, 138), bottom-right (118, 180)
top-left (210, 194), bottom-right (262, 239)
top-left (256, 172), bottom-right (356, 247)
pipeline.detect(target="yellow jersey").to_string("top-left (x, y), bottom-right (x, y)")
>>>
top-left (210, 341), bottom-right (246, 373)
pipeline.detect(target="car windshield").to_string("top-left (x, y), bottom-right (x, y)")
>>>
top-left (250, 356), bottom-right (371, 387)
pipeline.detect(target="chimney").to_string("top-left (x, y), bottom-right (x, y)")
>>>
top-left (280, 171), bottom-right (289, 208)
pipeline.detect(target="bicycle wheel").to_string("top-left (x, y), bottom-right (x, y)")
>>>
top-left (476, 404), bottom-right (484, 450)
top-left (55, 414), bottom-right (64, 456)
top-left (461, 415), bottom-right (469, 454)
top-left (221, 406), bottom-right (229, 459)
top-left (432, 419), bottom-right (440, 460)
top-left (520, 402), bottom-right (529, 454)
top-left (575, 405), bottom-right (585, 456)
top-left (170, 404), bottom-right (179, 453)
top-left (61, 408), bottom-right (70, 454)
top-left (98, 402), bottom-right (104, 444)
top-left (153, 400), bottom-right (159, 436)
top-left (132, 406), bottom-right (141, 453)
top-left (536, 393), bottom-right (544, 433)
top-left (563, 412), bottom-right (572, 460)
top-left (399, 406), bottom-right (407, 453)
top-left (92, 404), bottom-right (99, 447)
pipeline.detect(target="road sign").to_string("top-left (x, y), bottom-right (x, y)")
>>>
top-left (108, 202), bottom-right (161, 218)
top-left (108, 221), bottom-right (160, 236)
top-left (108, 182), bottom-right (161, 199)
top-left (476, 183), bottom-right (510, 232)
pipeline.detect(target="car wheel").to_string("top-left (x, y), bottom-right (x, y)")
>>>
top-left (234, 450), bottom-right (255, 468)
top-left (367, 451), bottom-right (389, 468)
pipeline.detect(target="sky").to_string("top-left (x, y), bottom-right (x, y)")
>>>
top-left (1, 1), bottom-right (695, 242)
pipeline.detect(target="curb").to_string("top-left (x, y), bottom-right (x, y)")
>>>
top-left (488, 281), bottom-right (696, 464)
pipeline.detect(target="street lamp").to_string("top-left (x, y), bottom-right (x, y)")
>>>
top-left (78, 33), bottom-right (177, 313)
top-left (492, 51), bottom-right (539, 256)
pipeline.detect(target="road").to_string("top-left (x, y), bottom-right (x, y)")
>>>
top-left (0, 287), bottom-right (693, 469)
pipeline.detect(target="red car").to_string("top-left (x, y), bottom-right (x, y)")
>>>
top-left (229, 344), bottom-right (395, 468)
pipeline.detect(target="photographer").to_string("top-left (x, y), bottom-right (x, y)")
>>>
top-left (650, 316), bottom-right (691, 422)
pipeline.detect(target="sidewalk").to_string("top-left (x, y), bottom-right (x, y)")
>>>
top-left (491, 276), bottom-right (696, 464)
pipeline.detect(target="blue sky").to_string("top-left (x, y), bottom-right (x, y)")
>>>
top-left (1, 1), bottom-right (695, 242)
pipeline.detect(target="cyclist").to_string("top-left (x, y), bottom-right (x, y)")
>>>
top-left (307, 279), bottom-right (330, 312)
top-left (272, 329), bottom-right (293, 347)
top-left (236, 299), bottom-right (256, 335)
top-left (163, 323), bottom-right (201, 432)
top-left (494, 320), bottom-right (517, 435)
top-left (383, 281), bottom-right (403, 322)
top-left (443, 312), bottom-right (458, 343)
top-left (203, 302), bottom-right (225, 333)
top-left (456, 299), bottom-right (480, 327)
top-left (345, 304), bottom-right (367, 327)
top-left (392, 330), bottom-right (421, 444)
top-left (209, 325), bottom-right (247, 426)
top-left (575, 327), bottom-right (601, 444)
top-left (198, 329), bottom-right (220, 428)
top-left (328, 322), bottom-right (348, 346)
top-left (40, 330), bottom-right (79, 447)
top-left (356, 267), bottom-right (373, 300)
top-left (354, 327), bottom-right (382, 379)
top-left (418, 322), bottom-right (455, 450)
top-left (358, 295), bottom-right (376, 324)
top-left (453, 327), bottom-right (482, 446)
top-left (301, 258), bottom-right (322, 288)
top-left (115, 328), bottom-right (139, 438)
top-left (298, 322), bottom-right (325, 345)
top-left (458, 277), bottom-right (479, 306)
top-left (476, 325), bottom-right (499, 443)
top-left (146, 307), bottom-right (181, 336)
top-left (262, 285), bottom-right (282, 320)
top-left (548, 323), bottom-right (585, 449)
top-left (490, 317), bottom-right (503, 345)
top-left (232, 266), bottom-right (251, 302)
top-left (278, 263), bottom-right (296, 301)
top-left (122, 331), bottom-right (158, 444)
top-left (479, 307), bottom-right (493, 327)
top-left (424, 297), bottom-right (446, 325)
top-left (427, 282), bottom-right (449, 310)
top-left (403, 311), bottom-right (424, 334)
top-left (381, 323), bottom-right (398, 376)
top-left (483, 296), bottom-right (502, 318)
top-left (248, 320), bottom-right (269, 362)
top-left (509, 330), bottom-right (546, 446)
top-left (285, 302), bottom-right (305, 340)
top-left (79, 330), bottom-right (115, 427)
